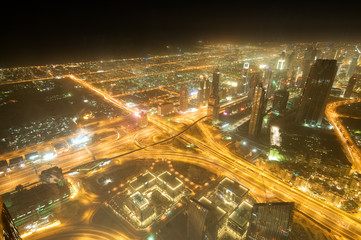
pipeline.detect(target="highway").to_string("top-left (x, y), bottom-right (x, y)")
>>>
top-left (325, 98), bottom-right (361, 173)
top-left (64, 73), bottom-right (361, 239)
top-left (2, 70), bottom-right (361, 239)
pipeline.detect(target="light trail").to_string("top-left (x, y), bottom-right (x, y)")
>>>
top-left (325, 99), bottom-right (361, 173)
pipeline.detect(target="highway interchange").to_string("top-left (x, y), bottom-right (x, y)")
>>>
top-left (1, 69), bottom-right (361, 239)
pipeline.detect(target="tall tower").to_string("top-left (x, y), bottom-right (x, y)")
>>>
top-left (344, 74), bottom-right (360, 98)
top-left (204, 77), bottom-right (211, 104)
top-left (300, 47), bottom-right (317, 88)
top-left (249, 84), bottom-right (266, 138)
top-left (197, 79), bottom-right (205, 107)
top-left (242, 62), bottom-right (250, 93)
top-left (296, 59), bottom-right (338, 125)
top-left (347, 46), bottom-right (360, 77)
top-left (1, 197), bottom-right (22, 240)
top-left (248, 72), bottom-right (262, 102)
top-left (273, 89), bottom-right (289, 115)
top-left (207, 69), bottom-right (221, 122)
top-left (187, 199), bottom-right (208, 240)
top-left (179, 85), bottom-right (188, 112)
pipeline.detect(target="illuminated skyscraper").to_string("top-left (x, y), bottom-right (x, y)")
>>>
top-left (207, 69), bottom-right (221, 122)
top-left (249, 84), bottom-right (266, 137)
top-left (197, 79), bottom-right (205, 107)
top-left (273, 89), bottom-right (289, 115)
top-left (204, 77), bottom-right (211, 103)
top-left (246, 202), bottom-right (295, 240)
top-left (344, 74), bottom-right (360, 98)
top-left (187, 199), bottom-right (208, 240)
top-left (300, 47), bottom-right (317, 87)
top-left (248, 72), bottom-right (261, 102)
top-left (1, 197), bottom-right (22, 240)
top-left (296, 59), bottom-right (338, 125)
top-left (347, 46), bottom-right (360, 77)
top-left (179, 85), bottom-right (188, 112)
top-left (242, 62), bottom-right (250, 93)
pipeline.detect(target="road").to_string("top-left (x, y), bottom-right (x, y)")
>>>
top-left (325, 98), bottom-right (361, 173)
top-left (65, 73), bottom-right (361, 239)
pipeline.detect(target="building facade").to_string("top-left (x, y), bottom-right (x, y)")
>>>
top-left (296, 59), bottom-right (338, 125)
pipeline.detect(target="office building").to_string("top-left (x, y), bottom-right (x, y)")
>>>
top-left (248, 72), bottom-right (261, 102)
top-left (187, 199), bottom-right (208, 240)
top-left (179, 85), bottom-right (188, 112)
top-left (217, 177), bottom-right (249, 207)
top-left (228, 201), bottom-right (253, 239)
top-left (344, 74), bottom-right (360, 98)
top-left (207, 69), bottom-right (221, 122)
top-left (242, 62), bottom-right (250, 93)
top-left (198, 197), bottom-right (228, 240)
top-left (246, 202), bottom-right (295, 240)
top-left (204, 77), bottom-right (211, 104)
top-left (347, 46), bottom-right (360, 77)
top-left (300, 47), bottom-right (317, 87)
top-left (197, 79), bottom-right (205, 107)
top-left (249, 84), bottom-right (266, 137)
top-left (273, 89), bottom-right (289, 115)
top-left (296, 59), bottom-right (338, 125)
top-left (125, 192), bottom-right (156, 227)
top-left (158, 102), bottom-right (174, 116)
top-left (1, 197), bottom-right (22, 240)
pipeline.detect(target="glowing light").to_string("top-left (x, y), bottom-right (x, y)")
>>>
top-left (42, 151), bottom-right (57, 161)
top-left (21, 220), bottom-right (61, 238)
top-left (243, 62), bottom-right (249, 69)
top-left (270, 126), bottom-right (281, 147)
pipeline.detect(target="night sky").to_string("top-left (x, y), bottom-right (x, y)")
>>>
top-left (1, 2), bottom-right (360, 67)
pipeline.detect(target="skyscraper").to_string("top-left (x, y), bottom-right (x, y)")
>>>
top-left (273, 89), bottom-right (289, 115)
top-left (344, 74), bottom-right (360, 98)
top-left (179, 85), bottom-right (188, 112)
top-left (207, 69), bottom-right (221, 122)
top-left (1, 197), bottom-right (22, 240)
top-left (248, 72), bottom-right (261, 102)
top-left (249, 84), bottom-right (266, 137)
top-left (197, 79), bottom-right (205, 107)
top-left (246, 202), bottom-right (295, 240)
top-left (204, 77), bottom-right (211, 104)
top-left (242, 62), bottom-right (250, 94)
top-left (187, 199), bottom-right (208, 240)
top-left (347, 46), bottom-right (360, 77)
top-left (300, 47), bottom-right (317, 87)
top-left (296, 59), bottom-right (338, 125)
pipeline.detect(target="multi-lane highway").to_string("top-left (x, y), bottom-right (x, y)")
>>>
top-left (325, 98), bottom-right (361, 173)
top-left (64, 72), bottom-right (361, 240)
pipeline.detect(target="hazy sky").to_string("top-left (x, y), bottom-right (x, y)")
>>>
top-left (1, 2), bottom-right (360, 67)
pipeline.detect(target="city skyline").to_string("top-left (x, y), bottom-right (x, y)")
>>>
top-left (1, 7), bottom-right (361, 239)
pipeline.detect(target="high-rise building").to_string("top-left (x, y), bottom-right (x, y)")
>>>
top-left (187, 199), bottom-right (208, 240)
top-left (207, 69), bottom-right (221, 122)
top-left (296, 59), bottom-right (338, 125)
top-left (264, 68), bottom-right (273, 99)
top-left (248, 72), bottom-right (262, 102)
top-left (179, 85), bottom-right (188, 112)
top-left (242, 62), bottom-right (250, 93)
top-left (246, 202), bottom-right (295, 240)
top-left (1, 197), bottom-right (22, 240)
top-left (249, 84), bottom-right (266, 137)
top-left (197, 79), bottom-right (205, 107)
top-left (344, 74), bottom-right (360, 98)
top-left (347, 46), bottom-right (360, 77)
top-left (273, 89), bottom-right (289, 115)
top-left (300, 47), bottom-right (317, 87)
top-left (204, 77), bottom-right (211, 104)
